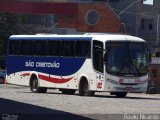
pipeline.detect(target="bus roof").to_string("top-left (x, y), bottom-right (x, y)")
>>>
top-left (9, 33), bottom-right (145, 42)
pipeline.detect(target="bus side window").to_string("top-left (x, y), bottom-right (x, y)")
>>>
top-left (34, 40), bottom-right (47, 56)
top-left (61, 41), bottom-right (75, 57)
top-left (10, 40), bottom-right (21, 55)
top-left (21, 40), bottom-right (33, 56)
top-left (48, 40), bottom-right (61, 56)
top-left (76, 41), bottom-right (91, 58)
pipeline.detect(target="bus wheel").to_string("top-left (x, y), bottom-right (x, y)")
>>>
top-left (79, 79), bottom-right (95, 96)
top-left (0, 77), bottom-right (4, 84)
top-left (115, 92), bottom-right (127, 98)
top-left (30, 77), bottom-right (47, 93)
top-left (60, 89), bottom-right (76, 95)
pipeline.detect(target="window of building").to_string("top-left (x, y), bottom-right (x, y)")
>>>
top-left (21, 40), bottom-right (33, 56)
top-left (149, 23), bottom-right (153, 30)
top-left (142, 0), bottom-right (154, 5)
top-left (85, 10), bottom-right (100, 26)
top-left (34, 40), bottom-right (47, 56)
top-left (141, 18), bottom-right (153, 31)
top-left (155, 52), bottom-right (160, 57)
top-left (10, 40), bottom-right (21, 55)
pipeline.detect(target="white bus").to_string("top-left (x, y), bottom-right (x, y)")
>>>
top-left (6, 33), bottom-right (149, 97)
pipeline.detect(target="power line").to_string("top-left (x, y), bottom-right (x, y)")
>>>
top-left (113, 8), bottom-right (154, 15)
top-left (118, 0), bottom-right (144, 15)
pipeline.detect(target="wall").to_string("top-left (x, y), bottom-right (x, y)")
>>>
top-left (148, 64), bottom-right (160, 93)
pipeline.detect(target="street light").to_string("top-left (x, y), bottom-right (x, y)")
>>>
top-left (118, 0), bottom-right (146, 16)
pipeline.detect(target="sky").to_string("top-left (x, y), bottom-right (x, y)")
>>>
top-left (143, 0), bottom-right (153, 5)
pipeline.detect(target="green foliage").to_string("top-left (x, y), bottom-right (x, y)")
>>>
top-left (0, 13), bottom-right (28, 55)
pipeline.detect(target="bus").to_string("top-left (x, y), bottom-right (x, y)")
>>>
top-left (6, 33), bottom-right (149, 97)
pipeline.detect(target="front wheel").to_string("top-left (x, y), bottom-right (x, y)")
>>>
top-left (30, 77), bottom-right (47, 93)
top-left (0, 77), bottom-right (4, 84)
top-left (79, 79), bottom-right (95, 96)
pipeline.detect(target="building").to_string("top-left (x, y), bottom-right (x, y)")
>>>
top-left (136, 0), bottom-right (160, 52)
top-left (68, 0), bottom-right (160, 52)
top-left (1, 0), bottom-right (159, 51)
top-left (148, 60), bottom-right (160, 93)
top-left (99, 0), bottom-right (159, 52)
top-left (8, 0), bottom-right (159, 50)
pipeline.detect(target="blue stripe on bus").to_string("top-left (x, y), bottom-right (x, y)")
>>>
top-left (7, 56), bottom-right (86, 76)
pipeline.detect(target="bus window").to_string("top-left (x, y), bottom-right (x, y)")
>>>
top-left (21, 40), bottom-right (33, 56)
top-left (61, 41), bottom-right (75, 57)
top-left (34, 40), bottom-right (47, 56)
top-left (93, 40), bottom-right (104, 73)
top-left (75, 41), bottom-right (91, 58)
top-left (48, 41), bottom-right (61, 56)
top-left (10, 40), bottom-right (21, 55)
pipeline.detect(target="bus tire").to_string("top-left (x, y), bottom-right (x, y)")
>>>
top-left (115, 92), bottom-right (127, 98)
top-left (30, 76), bottom-right (47, 93)
top-left (60, 89), bottom-right (76, 95)
top-left (0, 77), bottom-right (5, 84)
top-left (79, 78), bottom-right (95, 96)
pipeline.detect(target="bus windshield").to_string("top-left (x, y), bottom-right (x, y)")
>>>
top-left (106, 42), bottom-right (148, 76)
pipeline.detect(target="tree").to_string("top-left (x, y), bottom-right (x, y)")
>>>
top-left (0, 13), bottom-right (27, 55)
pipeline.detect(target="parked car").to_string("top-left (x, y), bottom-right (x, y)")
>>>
top-left (0, 70), bottom-right (6, 84)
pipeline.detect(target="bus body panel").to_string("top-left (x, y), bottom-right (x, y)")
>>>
top-left (6, 34), bottom-right (148, 94)
top-left (104, 74), bottom-right (148, 93)
top-left (7, 56), bottom-right (86, 76)
top-left (6, 58), bottom-right (99, 90)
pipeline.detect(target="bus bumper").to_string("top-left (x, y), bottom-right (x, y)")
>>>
top-left (105, 76), bottom-right (148, 93)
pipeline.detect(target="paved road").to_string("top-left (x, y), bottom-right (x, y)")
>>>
top-left (0, 84), bottom-right (160, 120)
